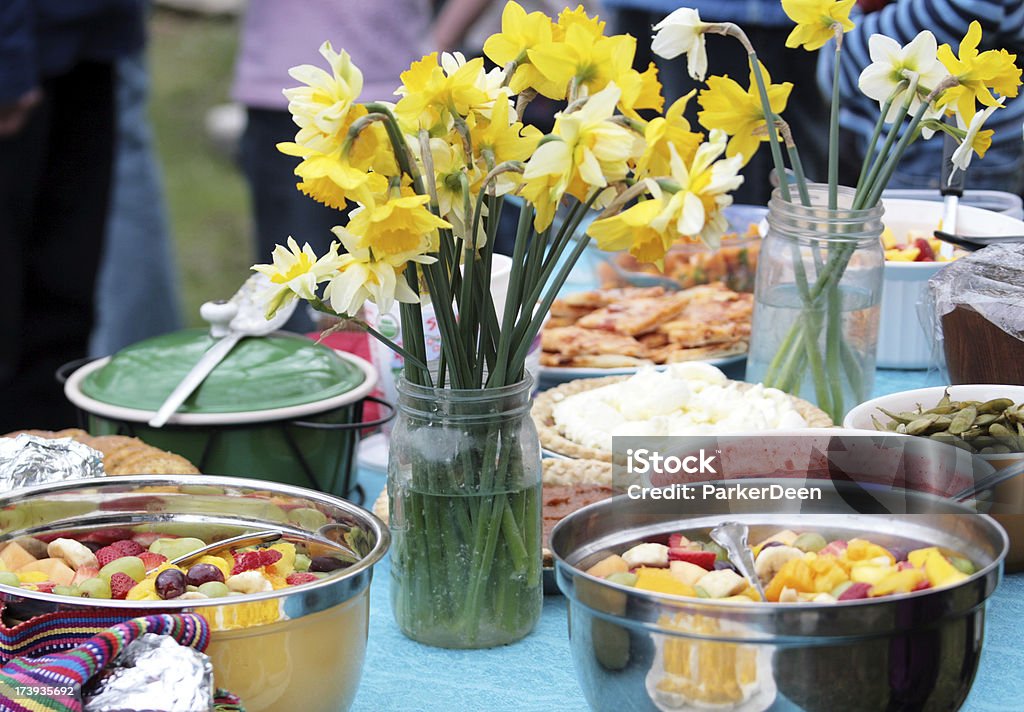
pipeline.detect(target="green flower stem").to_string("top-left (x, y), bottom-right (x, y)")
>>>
top-left (489, 202), bottom-right (535, 387)
top-left (861, 85), bottom-right (955, 208)
top-left (855, 84), bottom-right (906, 196)
top-left (825, 282), bottom-right (844, 419)
top-left (747, 51), bottom-right (792, 203)
top-left (308, 301), bottom-right (431, 372)
top-left (854, 78), bottom-right (917, 209)
top-left (840, 338), bottom-right (864, 402)
top-left (779, 343), bottom-right (808, 395)
top-left (801, 309), bottom-right (832, 418)
top-left (763, 317), bottom-right (804, 385)
top-left (828, 27), bottom-right (844, 210)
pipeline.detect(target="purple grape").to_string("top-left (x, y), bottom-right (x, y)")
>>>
top-left (714, 561), bottom-right (739, 573)
top-left (82, 541), bottom-right (104, 553)
top-left (309, 556), bottom-right (346, 573)
top-left (186, 563), bottom-right (224, 587)
top-left (155, 568), bottom-right (187, 600)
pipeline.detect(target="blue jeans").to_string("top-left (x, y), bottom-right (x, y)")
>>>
top-left (90, 52), bottom-right (181, 357)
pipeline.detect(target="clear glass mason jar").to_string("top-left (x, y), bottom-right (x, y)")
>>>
top-left (387, 374), bottom-right (542, 648)
top-left (746, 185), bottom-right (885, 423)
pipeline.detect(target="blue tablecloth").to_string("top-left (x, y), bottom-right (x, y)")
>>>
top-left (350, 368), bottom-right (1024, 712)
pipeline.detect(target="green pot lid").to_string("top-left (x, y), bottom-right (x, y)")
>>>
top-left (80, 330), bottom-right (366, 414)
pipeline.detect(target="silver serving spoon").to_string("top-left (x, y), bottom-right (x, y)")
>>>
top-left (952, 458), bottom-right (1024, 503)
top-left (711, 521), bottom-right (767, 602)
top-left (148, 274), bottom-right (297, 428)
top-left (145, 529), bottom-right (283, 576)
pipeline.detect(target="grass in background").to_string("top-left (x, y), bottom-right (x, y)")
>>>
top-left (148, 8), bottom-right (251, 326)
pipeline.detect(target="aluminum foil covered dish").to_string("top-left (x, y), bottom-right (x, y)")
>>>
top-left (0, 435), bottom-right (103, 491)
top-left (83, 633), bottom-right (215, 712)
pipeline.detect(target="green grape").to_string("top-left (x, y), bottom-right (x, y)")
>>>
top-left (793, 533), bottom-right (827, 553)
top-left (606, 572), bottom-right (638, 587)
top-left (0, 572), bottom-right (20, 587)
top-left (79, 577), bottom-right (112, 599)
top-left (198, 581), bottom-right (230, 598)
top-left (149, 537), bottom-right (206, 561)
top-left (293, 554), bottom-right (311, 572)
top-left (53, 585), bottom-right (82, 597)
top-left (100, 556), bottom-right (146, 583)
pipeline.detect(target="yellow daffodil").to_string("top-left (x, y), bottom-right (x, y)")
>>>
top-left (394, 52), bottom-right (490, 131)
top-left (697, 62), bottom-right (792, 165)
top-left (325, 228), bottom-right (437, 316)
top-left (615, 62), bottom-right (666, 119)
top-left (553, 4), bottom-right (606, 42)
top-left (634, 92), bottom-right (703, 180)
top-left (587, 195), bottom-right (675, 266)
top-left (781, 0), bottom-right (855, 52)
top-left (651, 8), bottom-right (708, 81)
top-left (527, 26), bottom-right (635, 100)
top-left (252, 237), bottom-right (345, 318)
top-left (343, 194), bottom-right (450, 260)
top-left (520, 83), bottom-right (643, 230)
top-left (282, 41), bottom-right (364, 153)
top-left (938, 21), bottom-right (1022, 123)
top-left (652, 131), bottom-right (744, 248)
top-left (482, 1), bottom-right (560, 97)
top-left (470, 92), bottom-right (541, 166)
top-left (949, 98), bottom-right (1002, 183)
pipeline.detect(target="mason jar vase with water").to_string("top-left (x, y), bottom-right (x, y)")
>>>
top-left (746, 185), bottom-right (885, 424)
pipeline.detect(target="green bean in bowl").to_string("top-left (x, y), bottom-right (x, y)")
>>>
top-left (868, 389), bottom-right (1024, 455)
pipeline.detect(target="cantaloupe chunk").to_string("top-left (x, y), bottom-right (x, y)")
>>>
top-left (0, 542), bottom-right (37, 572)
top-left (586, 555), bottom-right (628, 579)
top-left (18, 558), bottom-right (75, 586)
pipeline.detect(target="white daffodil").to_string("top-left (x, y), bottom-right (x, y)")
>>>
top-left (949, 98), bottom-right (1004, 184)
top-left (858, 31), bottom-right (948, 124)
top-left (283, 42), bottom-right (364, 153)
top-left (251, 237), bottom-right (345, 318)
top-left (652, 8), bottom-right (708, 81)
top-left (324, 229), bottom-right (436, 316)
top-left (651, 130), bottom-right (744, 248)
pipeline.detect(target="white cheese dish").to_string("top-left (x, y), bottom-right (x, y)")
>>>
top-left (550, 363), bottom-right (809, 452)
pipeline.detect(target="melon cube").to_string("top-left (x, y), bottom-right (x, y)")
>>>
top-left (0, 542), bottom-right (37, 572)
top-left (18, 558), bottom-right (75, 587)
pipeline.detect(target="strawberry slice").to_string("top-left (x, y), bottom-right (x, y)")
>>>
top-left (912, 579), bottom-right (932, 592)
top-left (837, 582), bottom-right (872, 600)
top-left (286, 572), bottom-right (318, 586)
top-left (95, 545), bottom-right (123, 567)
top-left (139, 551), bottom-right (167, 570)
top-left (667, 533), bottom-right (689, 549)
top-left (668, 548), bottom-right (716, 570)
top-left (110, 540), bottom-right (144, 557)
top-left (109, 572), bottom-right (135, 600)
top-left (913, 237), bottom-right (935, 262)
top-left (34, 582), bottom-right (56, 594)
top-left (230, 549), bottom-right (283, 575)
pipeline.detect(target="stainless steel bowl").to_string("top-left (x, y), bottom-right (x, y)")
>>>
top-left (552, 480), bottom-right (1008, 712)
top-left (0, 475), bottom-right (389, 712)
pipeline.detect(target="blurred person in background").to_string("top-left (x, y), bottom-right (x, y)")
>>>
top-left (90, 49), bottom-right (182, 358)
top-left (0, 1), bottom-right (145, 432)
top-left (232, 0), bottom-right (432, 333)
top-left (822, 0), bottom-right (1024, 194)
top-left (603, 0), bottom-right (830, 204)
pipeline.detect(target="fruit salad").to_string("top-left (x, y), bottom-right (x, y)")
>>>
top-left (881, 227), bottom-right (961, 263)
top-left (0, 530), bottom-right (352, 601)
top-left (585, 528), bottom-right (977, 603)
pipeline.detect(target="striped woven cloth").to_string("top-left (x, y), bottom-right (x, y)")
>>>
top-left (0, 612), bottom-right (243, 712)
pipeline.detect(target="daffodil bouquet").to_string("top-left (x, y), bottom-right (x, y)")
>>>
top-left (651, 1), bottom-right (1022, 421)
top-left (253, 2), bottom-right (747, 647)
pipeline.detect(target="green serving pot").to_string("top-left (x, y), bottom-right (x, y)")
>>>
top-left (61, 329), bottom-right (386, 499)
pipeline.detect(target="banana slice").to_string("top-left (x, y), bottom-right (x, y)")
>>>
top-left (754, 545), bottom-right (803, 582)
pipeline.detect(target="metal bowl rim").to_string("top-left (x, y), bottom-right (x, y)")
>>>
top-left (550, 489), bottom-right (1009, 613)
top-left (0, 473), bottom-right (391, 609)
